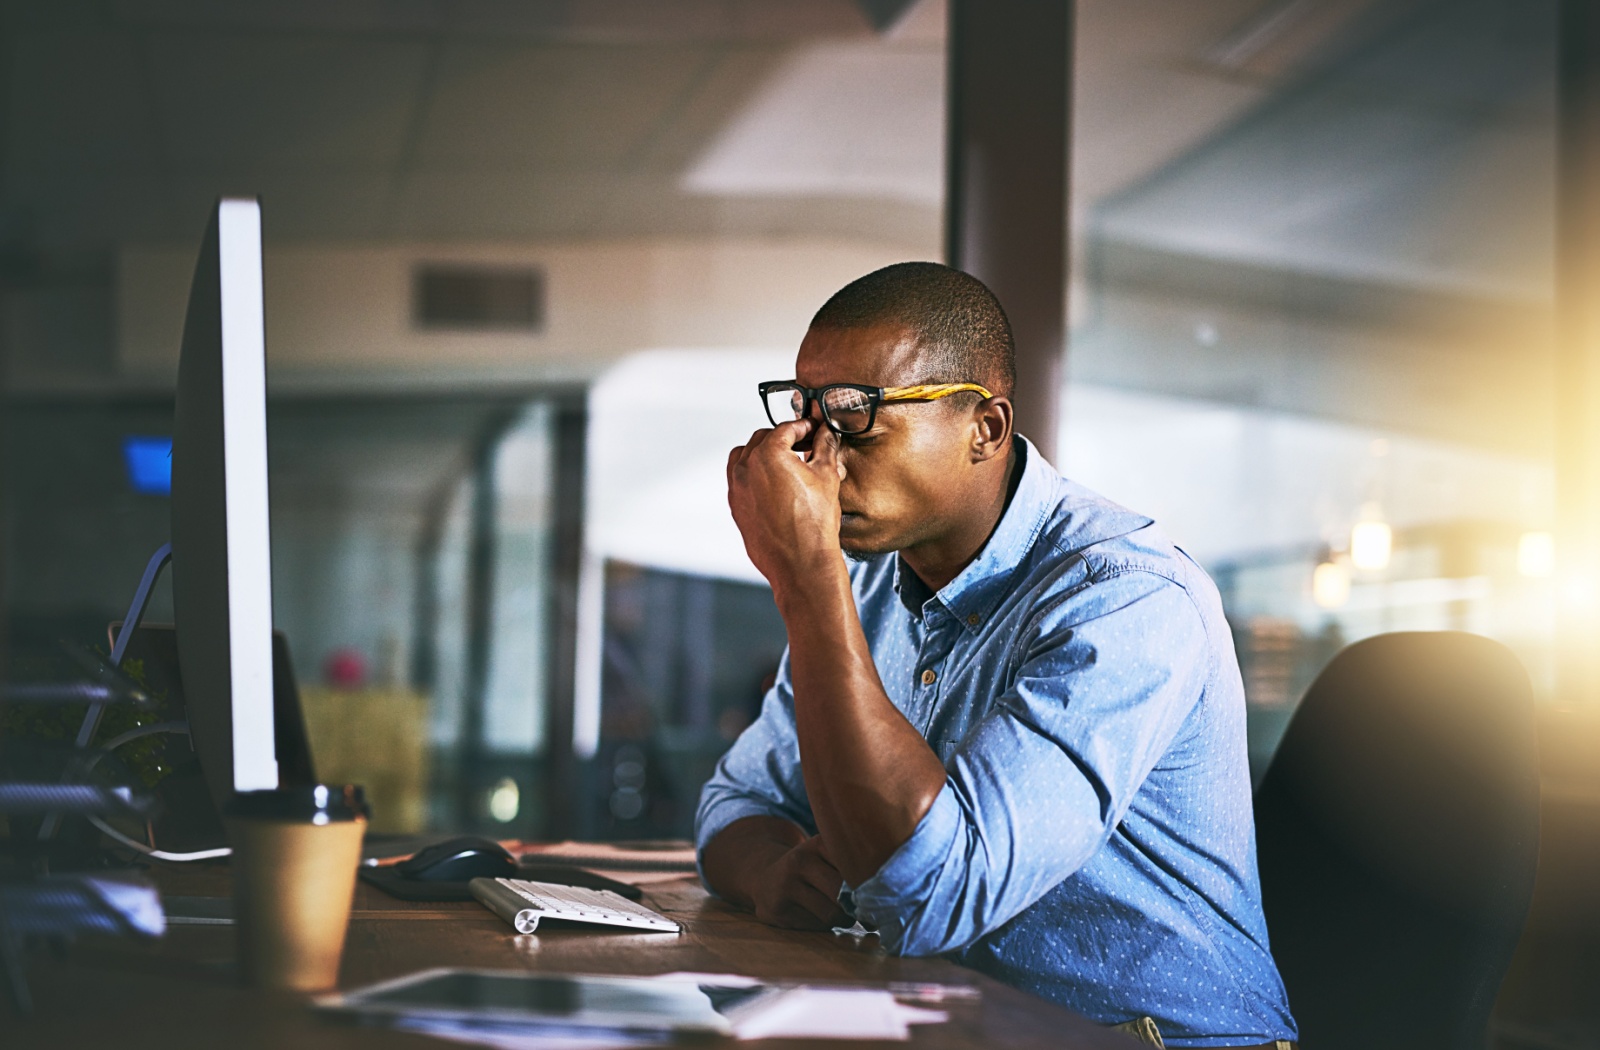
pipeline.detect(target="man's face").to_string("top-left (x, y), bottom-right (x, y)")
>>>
top-left (794, 323), bottom-right (981, 556)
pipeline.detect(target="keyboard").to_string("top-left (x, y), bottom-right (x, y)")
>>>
top-left (469, 877), bottom-right (681, 935)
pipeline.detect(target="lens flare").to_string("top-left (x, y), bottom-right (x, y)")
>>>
top-left (488, 777), bottom-right (520, 823)
top-left (1517, 531), bottom-right (1554, 578)
top-left (1313, 560), bottom-right (1351, 608)
top-left (1350, 520), bottom-right (1392, 572)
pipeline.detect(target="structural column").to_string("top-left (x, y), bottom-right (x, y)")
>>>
top-left (454, 409), bottom-right (519, 828)
top-left (542, 393), bottom-right (588, 839)
top-left (1557, 0), bottom-right (1600, 707)
top-left (945, 0), bottom-right (1073, 464)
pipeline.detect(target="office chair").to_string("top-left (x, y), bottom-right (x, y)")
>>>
top-left (1253, 631), bottom-right (1539, 1050)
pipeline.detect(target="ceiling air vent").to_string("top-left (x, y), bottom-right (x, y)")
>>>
top-left (414, 264), bottom-right (544, 331)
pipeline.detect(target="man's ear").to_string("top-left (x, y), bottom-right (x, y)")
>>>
top-left (971, 396), bottom-right (1013, 462)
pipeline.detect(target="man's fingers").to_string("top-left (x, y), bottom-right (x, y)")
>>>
top-left (808, 426), bottom-right (846, 479)
top-left (791, 847), bottom-right (847, 926)
top-left (728, 422), bottom-right (804, 474)
top-left (779, 841), bottom-right (847, 928)
top-left (802, 833), bottom-right (835, 864)
top-left (755, 874), bottom-right (838, 931)
top-left (748, 842), bottom-right (852, 931)
top-left (787, 879), bottom-right (849, 927)
top-left (794, 850), bottom-right (842, 896)
top-left (767, 417), bottom-right (813, 451)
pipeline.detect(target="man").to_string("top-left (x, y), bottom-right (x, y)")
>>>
top-left (697, 262), bottom-right (1297, 1047)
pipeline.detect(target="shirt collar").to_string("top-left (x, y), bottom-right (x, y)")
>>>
top-left (892, 435), bottom-right (1057, 630)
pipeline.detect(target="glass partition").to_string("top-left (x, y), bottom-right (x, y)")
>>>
top-left (0, 394), bottom-right (563, 838)
top-left (1070, 0), bottom-right (1556, 772)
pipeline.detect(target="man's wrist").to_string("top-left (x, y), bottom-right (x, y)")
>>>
top-left (769, 548), bottom-right (851, 619)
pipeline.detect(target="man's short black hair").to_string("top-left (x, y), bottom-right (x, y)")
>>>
top-left (809, 262), bottom-right (1015, 397)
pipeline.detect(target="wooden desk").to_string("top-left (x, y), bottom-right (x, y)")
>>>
top-left (4, 861), bottom-right (1127, 1050)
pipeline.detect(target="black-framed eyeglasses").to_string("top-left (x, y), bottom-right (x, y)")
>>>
top-left (758, 380), bottom-right (994, 436)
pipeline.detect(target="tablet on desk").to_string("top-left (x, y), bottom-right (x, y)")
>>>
top-left (317, 968), bottom-right (773, 1037)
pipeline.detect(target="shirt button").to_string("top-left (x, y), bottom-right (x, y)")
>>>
top-left (966, 614), bottom-right (980, 626)
top-left (921, 669), bottom-right (937, 686)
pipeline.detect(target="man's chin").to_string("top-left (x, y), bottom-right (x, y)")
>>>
top-left (839, 518), bottom-right (897, 561)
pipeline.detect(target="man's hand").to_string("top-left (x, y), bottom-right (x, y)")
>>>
top-left (727, 419), bottom-right (848, 591)
top-left (749, 836), bottom-right (851, 931)
top-left (702, 816), bottom-right (852, 931)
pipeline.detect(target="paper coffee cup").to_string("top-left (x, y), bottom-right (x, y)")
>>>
top-left (225, 785), bottom-right (368, 992)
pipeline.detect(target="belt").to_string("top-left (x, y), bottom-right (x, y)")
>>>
top-left (1107, 1019), bottom-right (1297, 1050)
top-left (1152, 1044), bottom-right (1296, 1050)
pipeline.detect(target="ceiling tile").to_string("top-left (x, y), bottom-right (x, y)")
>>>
top-left (8, 31), bottom-right (162, 179)
top-left (590, 177), bottom-right (940, 248)
top-left (1098, 0), bottom-right (1554, 297)
top-left (147, 33), bottom-right (433, 167)
top-left (411, 42), bottom-right (719, 167)
top-left (163, 170), bottom-right (397, 240)
top-left (388, 168), bottom-right (609, 238)
top-left (619, 47), bottom-right (788, 173)
top-left (112, 0), bottom-right (873, 42)
top-left (681, 41), bottom-right (943, 205)
top-left (6, 171), bottom-right (178, 253)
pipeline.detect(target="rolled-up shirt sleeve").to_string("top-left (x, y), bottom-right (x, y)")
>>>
top-left (694, 650), bottom-right (815, 885)
top-left (853, 569), bottom-right (1210, 956)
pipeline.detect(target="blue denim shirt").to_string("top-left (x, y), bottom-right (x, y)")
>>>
top-left (695, 437), bottom-right (1297, 1046)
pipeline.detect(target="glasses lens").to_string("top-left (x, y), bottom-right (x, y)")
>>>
top-left (763, 385), bottom-right (805, 425)
top-left (821, 386), bottom-right (873, 434)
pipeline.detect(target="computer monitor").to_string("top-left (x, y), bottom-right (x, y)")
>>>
top-left (170, 197), bottom-right (279, 801)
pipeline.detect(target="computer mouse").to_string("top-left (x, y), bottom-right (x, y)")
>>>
top-left (397, 836), bottom-right (517, 882)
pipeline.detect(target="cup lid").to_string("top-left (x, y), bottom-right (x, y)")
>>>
top-left (225, 784), bottom-right (369, 823)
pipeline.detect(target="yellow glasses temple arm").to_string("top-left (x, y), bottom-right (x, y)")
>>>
top-left (881, 383), bottom-right (994, 402)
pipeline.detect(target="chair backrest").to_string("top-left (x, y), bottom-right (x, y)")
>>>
top-left (1254, 631), bottom-right (1540, 1050)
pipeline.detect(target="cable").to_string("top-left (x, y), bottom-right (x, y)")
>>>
top-left (77, 722), bottom-right (233, 863)
top-left (85, 815), bottom-right (231, 862)
top-left (97, 721), bottom-right (189, 753)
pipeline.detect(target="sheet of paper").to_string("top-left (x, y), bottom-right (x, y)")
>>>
top-left (366, 839), bottom-right (699, 887)
top-left (584, 868), bottom-right (696, 887)
top-left (648, 972), bottom-right (948, 1041)
top-left (395, 1019), bottom-right (659, 1050)
top-left (379, 973), bottom-right (950, 1048)
top-left (648, 972), bottom-right (762, 988)
top-left (729, 987), bottom-right (947, 1041)
top-left (528, 840), bottom-right (693, 861)
top-left (520, 841), bottom-right (699, 886)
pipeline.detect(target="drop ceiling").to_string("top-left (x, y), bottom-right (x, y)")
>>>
top-left (2, 0), bottom-right (1392, 261)
top-left (0, 0), bottom-right (1561, 453)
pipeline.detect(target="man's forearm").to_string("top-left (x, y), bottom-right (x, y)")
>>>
top-left (773, 554), bottom-right (948, 886)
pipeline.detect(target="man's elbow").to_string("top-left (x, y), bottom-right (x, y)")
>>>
top-left (834, 776), bottom-right (949, 886)
top-left (857, 875), bottom-right (990, 957)
top-left (871, 900), bottom-right (983, 958)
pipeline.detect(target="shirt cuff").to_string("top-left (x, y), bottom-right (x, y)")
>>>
top-left (851, 781), bottom-right (961, 946)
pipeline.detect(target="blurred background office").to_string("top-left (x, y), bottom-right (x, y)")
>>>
top-left (1, 0), bottom-right (1594, 1002)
